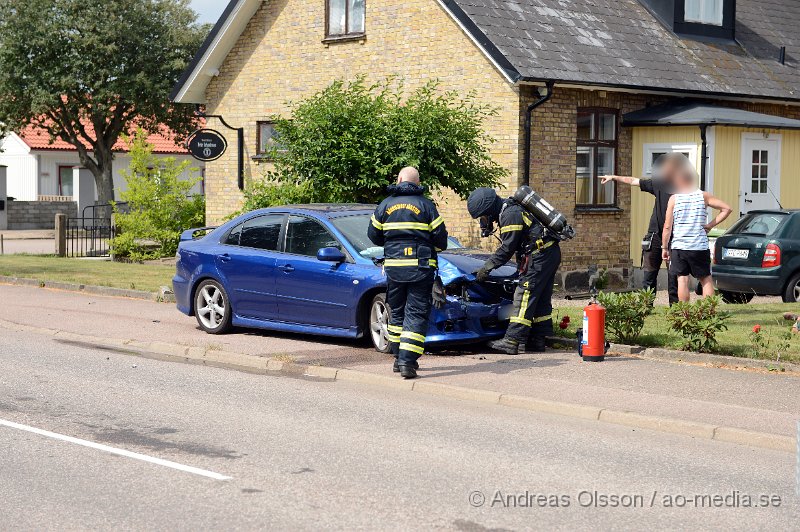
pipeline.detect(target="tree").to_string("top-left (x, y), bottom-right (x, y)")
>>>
top-left (0, 0), bottom-right (207, 204)
top-left (249, 77), bottom-right (507, 208)
top-left (110, 130), bottom-right (205, 261)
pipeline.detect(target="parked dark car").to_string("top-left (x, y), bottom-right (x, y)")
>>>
top-left (712, 210), bottom-right (800, 303)
top-left (173, 204), bottom-right (516, 351)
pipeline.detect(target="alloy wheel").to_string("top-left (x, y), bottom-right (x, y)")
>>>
top-left (197, 284), bottom-right (226, 329)
top-left (370, 297), bottom-right (390, 352)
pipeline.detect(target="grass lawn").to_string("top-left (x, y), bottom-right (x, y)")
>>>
top-left (556, 303), bottom-right (800, 365)
top-left (0, 255), bottom-right (175, 293)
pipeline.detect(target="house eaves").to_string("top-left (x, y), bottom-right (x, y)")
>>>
top-left (171, 0), bottom-right (263, 104)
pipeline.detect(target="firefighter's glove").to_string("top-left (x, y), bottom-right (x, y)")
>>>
top-left (432, 276), bottom-right (447, 309)
top-left (474, 265), bottom-right (492, 282)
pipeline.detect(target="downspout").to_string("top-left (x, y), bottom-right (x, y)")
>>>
top-left (523, 81), bottom-right (555, 187)
top-left (699, 125), bottom-right (708, 191)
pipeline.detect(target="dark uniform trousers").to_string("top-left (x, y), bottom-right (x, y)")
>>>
top-left (642, 240), bottom-right (678, 305)
top-left (506, 244), bottom-right (561, 344)
top-left (386, 272), bottom-right (434, 366)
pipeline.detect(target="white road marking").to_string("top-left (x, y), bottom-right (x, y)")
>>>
top-left (0, 418), bottom-right (231, 481)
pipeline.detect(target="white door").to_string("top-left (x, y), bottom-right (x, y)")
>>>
top-left (740, 134), bottom-right (781, 216)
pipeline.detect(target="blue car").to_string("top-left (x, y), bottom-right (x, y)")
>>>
top-left (173, 204), bottom-right (516, 352)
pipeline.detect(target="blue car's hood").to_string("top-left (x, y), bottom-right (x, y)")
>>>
top-left (437, 249), bottom-right (517, 286)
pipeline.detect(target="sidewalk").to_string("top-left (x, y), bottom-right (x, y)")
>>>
top-left (1, 283), bottom-right (797, 443)
top-left (0, 229), bottom-right (54, 240)
top-left (0, 230), bottom-right (55, 255)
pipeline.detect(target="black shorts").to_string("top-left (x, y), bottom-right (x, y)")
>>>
top-left (669, 249), bottom-right (711, 279)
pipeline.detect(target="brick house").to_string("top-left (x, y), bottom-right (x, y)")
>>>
top-left (172, 0), bottom-right (800, 289)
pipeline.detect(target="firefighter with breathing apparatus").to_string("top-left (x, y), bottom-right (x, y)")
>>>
top-left (467, 186), bottom-right (575, 354)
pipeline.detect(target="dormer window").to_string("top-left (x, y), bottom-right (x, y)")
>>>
top-left (674, 0), bottom-right (735, 40)
top-left (684, 0), bottom-right (723, 26)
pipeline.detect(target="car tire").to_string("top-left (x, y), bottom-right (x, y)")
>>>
top-left (719, 290), bottom-right (754, 305)
top-left (782, 273), bottom-right (800, 303)
top-left (194, 280), bottom-right (233, 334)
top-left (368, 293), bottom-right (392, 354)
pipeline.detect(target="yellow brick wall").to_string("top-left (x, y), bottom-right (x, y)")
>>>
top-left (203, 0), bottom-right (521, 247)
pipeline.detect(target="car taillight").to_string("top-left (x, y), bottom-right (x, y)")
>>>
top-left (762, 243), bottom-right (781, 268)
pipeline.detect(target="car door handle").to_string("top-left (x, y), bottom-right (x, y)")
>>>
top-left (279, 264), bottom-right (295, 273)
top-left (219, 253), bottom-right (231, 263)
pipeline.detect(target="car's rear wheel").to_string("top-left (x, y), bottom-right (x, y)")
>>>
top-left (719, 290), bottom-right (754, 304)
top-left (782, 273), bottom-right (800, 303)
top-left (369, 293), bottom-right (392, 353)
top-left (194, 280), bottom-right (232, 334)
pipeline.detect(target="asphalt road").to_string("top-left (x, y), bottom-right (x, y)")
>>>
top-left (0, 328), bottom-right (797, 530)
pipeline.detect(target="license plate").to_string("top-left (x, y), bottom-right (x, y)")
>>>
top-left (723, 248), bottom-right (749, 259)
top-left (498, 304), bottom-right (514, 321)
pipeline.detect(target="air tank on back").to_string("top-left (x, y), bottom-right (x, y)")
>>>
top-left (513, 186), bottom-right (575, 241)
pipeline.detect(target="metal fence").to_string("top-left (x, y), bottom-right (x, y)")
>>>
top-left (65, 203), bottom-right (127, 258)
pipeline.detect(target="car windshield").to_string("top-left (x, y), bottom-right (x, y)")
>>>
top-left (729, 213), bottom-right (787, 236)
top-left (331, 213), bottom-right (462, 259)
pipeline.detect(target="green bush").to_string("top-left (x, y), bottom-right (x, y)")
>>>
top-left (111, 130), bottom-right (205, 261)
top-left (597, 289), bottom-right (655, 344)
top-left (665, 295), bottom-right (731, 353)
top-left (239, 76), bottom-right (507, 212)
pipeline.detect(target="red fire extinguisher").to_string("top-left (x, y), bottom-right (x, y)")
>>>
top-left (581, 302), bottom-right (606, 362)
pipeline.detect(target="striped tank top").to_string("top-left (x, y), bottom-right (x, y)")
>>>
top-left (671, 190), bottom-right (708, 251)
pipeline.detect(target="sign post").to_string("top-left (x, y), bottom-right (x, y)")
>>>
top-left (187, 129), bottom-right (228, 162)
top-left (191, 113), bottom-right (246, 191)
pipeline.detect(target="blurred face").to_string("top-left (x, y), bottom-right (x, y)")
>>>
top-left (654, 158), bottom-right (679, 186)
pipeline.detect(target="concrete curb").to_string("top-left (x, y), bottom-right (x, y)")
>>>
top-left (0, 275), bottom-right (175, 303)
top-left (639, 346), bottom-right (800, 374)
top-left (0, 317), bottom-right (794, 454)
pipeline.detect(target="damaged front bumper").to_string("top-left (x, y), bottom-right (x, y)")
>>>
top-left (425, 274), bottom-right (516, 346)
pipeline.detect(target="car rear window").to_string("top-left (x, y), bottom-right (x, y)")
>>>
top-left (728, 213), bottom-right (787, 236)
top-left (238, 214), bottom-right (284, 250)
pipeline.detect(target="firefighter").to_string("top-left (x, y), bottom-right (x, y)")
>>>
top-left (368, 167), bottom-right (448, 379)
top-left (467, 187), bottom-right (561, 354)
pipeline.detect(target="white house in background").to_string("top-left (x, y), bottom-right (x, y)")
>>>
top-left (0, 123), bottom-right (204, 203)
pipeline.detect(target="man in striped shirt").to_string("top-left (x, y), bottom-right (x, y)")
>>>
top-left (662, 157), bottom-right (732, 302)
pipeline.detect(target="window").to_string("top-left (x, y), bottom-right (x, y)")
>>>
top-left (285, 216), bottom-right (342, 257)
top-left (751, 149), bottom-right (769, 194)
top-left (237, 214), bottom-right (284, 250)
top-left (684, 0), bottom-right (723, 26)
top-left (326, 0), bottom-right (365, 38)
top-left (257, 122), bottom-right (280, 157)
top-left (643, 144), bottom-right (698, 176)
top-left (729, 212), bottom-right (786, 237)
top-left (575, 109), bottom-right (617, 207)
top-left (58, 166), bottom-right (74, 197)
top-left (224, 222), bottom-right (244, 246)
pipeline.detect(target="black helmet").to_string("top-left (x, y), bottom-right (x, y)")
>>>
top-left (467, 188), bottom-right (500, 219)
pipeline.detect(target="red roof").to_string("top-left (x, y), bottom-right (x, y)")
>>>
top-left (18, 122), bottom-right (189, 155)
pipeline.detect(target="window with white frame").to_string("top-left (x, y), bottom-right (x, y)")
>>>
top-left (576, 108), bottom-right (618, 206)
top-left (684, 0), bottom-right (724, 26)
top-left (642, 144), bottom-right (698, 177)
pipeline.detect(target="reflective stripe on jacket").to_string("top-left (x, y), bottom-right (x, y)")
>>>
top-left (486, 200), bottom-right (555, 270)
top-left (367, 182), bottom-right (449, 283)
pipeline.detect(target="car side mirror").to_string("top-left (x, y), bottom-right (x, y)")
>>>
top-left (317, 247), bottom-right (346, 263)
